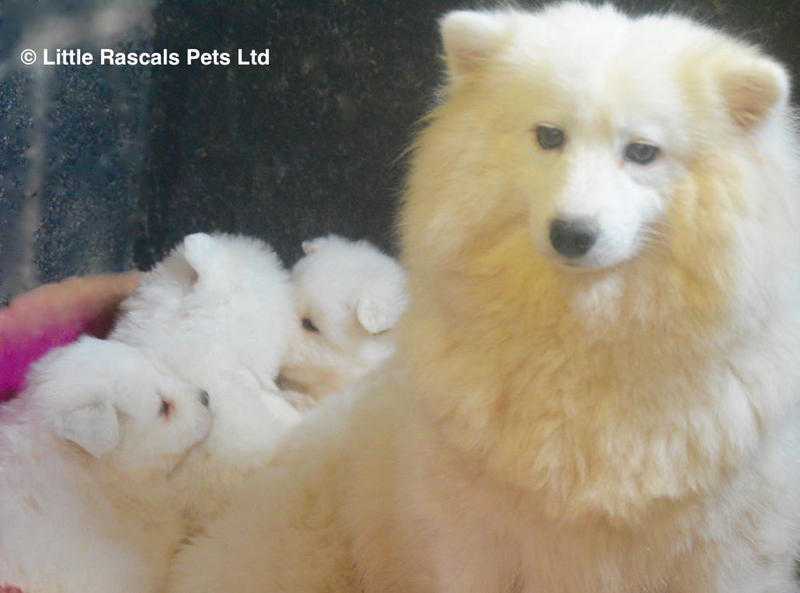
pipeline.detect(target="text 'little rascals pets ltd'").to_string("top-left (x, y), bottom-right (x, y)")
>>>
top-left (19, 48), bottom-right (270, 67)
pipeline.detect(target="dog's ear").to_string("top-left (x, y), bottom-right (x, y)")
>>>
top-left (717, 53), bottom-right (790, 130)
top-left (356, 275), bottom-right (408, 335)
top-left (158, 232), bottom-right (217, 288)
top-left (440, 10), bottom-right (511, 79)
top-left (54, 401), bottom-right (120, 458)
top-left (301, 240), bottom-right (319, 255)
top-left (182, 232), bottom-right (217, 279)
top-left (301, 236), bottom-right (333, 256)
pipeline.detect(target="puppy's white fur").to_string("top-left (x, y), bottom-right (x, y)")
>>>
top-left (113, 232), bottom-right (293, 394)
top-left (169, 5), bottom-right (800, 592)
top-left (0, 337), bottom-right (210, 593)
top-left (112, 232), bottom-right (302, 523)
top-left (280, 234), bottom-right (408, 401)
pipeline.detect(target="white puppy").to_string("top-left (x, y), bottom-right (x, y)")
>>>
top-left (0, 336), bottom-right (211, 593)
top-left (111, 232), bottom-right (302, 523)
top-left (279, 235), bottom-right (408, 402)
top-left (113, 232), bottom-right (293, 393)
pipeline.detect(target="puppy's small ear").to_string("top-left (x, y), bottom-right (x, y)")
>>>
top-left (182, 233), bottom-right (217, 274)
top-left (54, 401), bottom-right (120, 458)
top-left (356, 277), bottom-right (408, 335)
top-left (159, 232), bottom-right (216, 288)
top-left (719, 54), bottom-right (790, 130)
top-left (440, 10), bottom-right (511, 79)
top-left (301, 236), bottom-right (332, 255)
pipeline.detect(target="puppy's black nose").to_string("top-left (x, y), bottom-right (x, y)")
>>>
top-left (198, 390), bottom-right (210, 407)
top-left (549, 218), bottom-right (598, 258)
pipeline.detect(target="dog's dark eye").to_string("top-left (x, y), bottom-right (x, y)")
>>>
top-left (624, 142), bottom-right (660, 165)
top-left (535, 125), bottom-right (566, 150)
top-left (159, 399), bottom-right (173, 418)
top-left (302, 318), bottom-right (320, 333)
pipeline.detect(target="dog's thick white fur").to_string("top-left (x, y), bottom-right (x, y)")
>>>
top-left (0, 337), bottom-right (211, 592)
top-left (279, 234), bottom-right (408, 402)
top-left (168, 4), bottom-right (800, 592)
top-left (111, 232), bottom-right (302, 523)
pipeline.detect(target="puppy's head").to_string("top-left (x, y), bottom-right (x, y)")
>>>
top-left (28, 336), bottom-right (211, 481)
top-left (114, 232), bottom-right (294, 389)
top-left (280, 235), bottom-right (408, 399)
top-left (402, 3), bottom-right (793, 325)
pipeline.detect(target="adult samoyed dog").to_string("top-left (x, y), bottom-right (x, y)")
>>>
top-left (168, 3), bottom-right (800, 592)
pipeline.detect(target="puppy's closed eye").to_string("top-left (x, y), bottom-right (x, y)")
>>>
top-left (302, 318), bottom-right (320, 333)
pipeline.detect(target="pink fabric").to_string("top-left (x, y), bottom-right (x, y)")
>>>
top-left (0, 316), bottom-right (86, 400)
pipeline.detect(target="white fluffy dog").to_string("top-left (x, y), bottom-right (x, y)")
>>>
top-left (168, 4), bottom-right (800, 593)
top-left (280, 234), bottom-right (408, 402)
top-left (0, 336), bottom-right (211, 592)
top-left (111, 232), bottom-right (302, 523)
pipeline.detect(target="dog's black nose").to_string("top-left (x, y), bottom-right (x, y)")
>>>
top-left (198, 390), bottom-right (210, 407)
top-left (549, 218), bottom-right (598, 258)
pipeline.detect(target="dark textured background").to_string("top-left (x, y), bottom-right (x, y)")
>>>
top-left (1, 0), bottom-right (798, 304)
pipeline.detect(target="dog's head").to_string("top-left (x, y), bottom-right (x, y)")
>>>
top-left (28, 336), bottom-right (211, 481)
top-left (280, 235), bottom-right (408, 399)
top-left (402, 3), bottom-right (795, 326)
